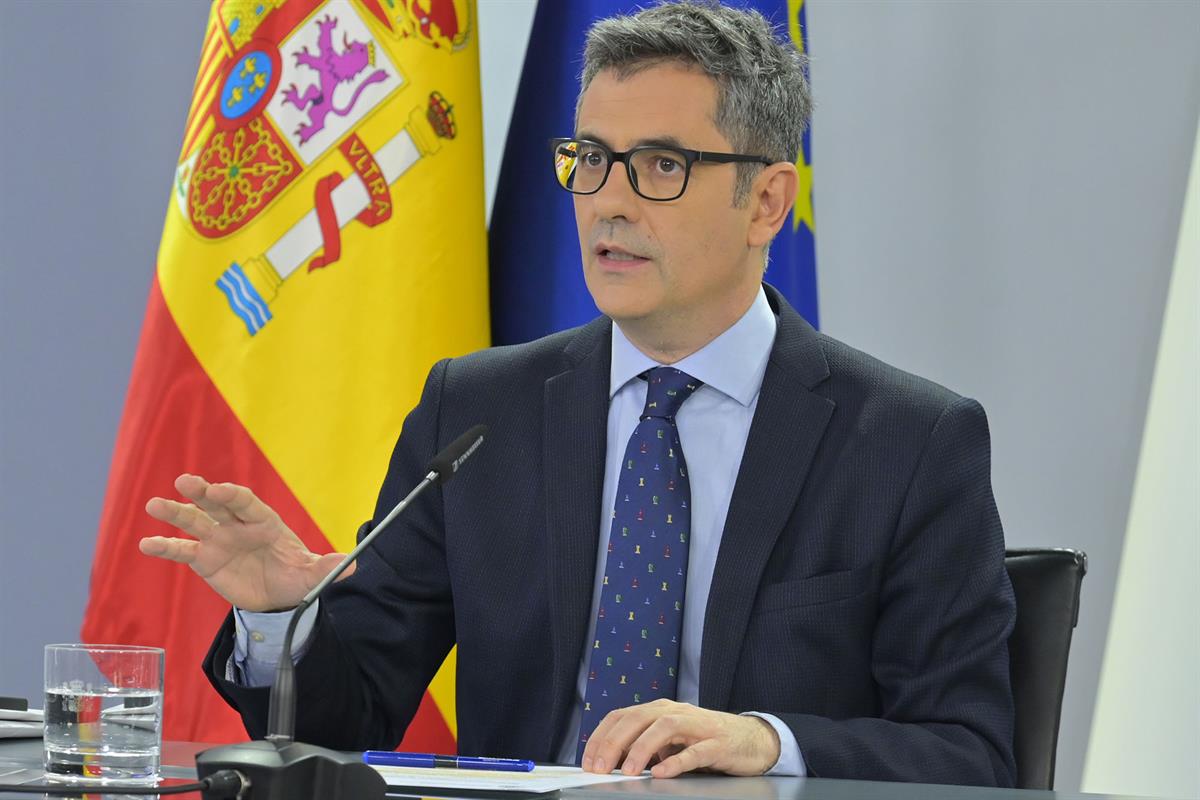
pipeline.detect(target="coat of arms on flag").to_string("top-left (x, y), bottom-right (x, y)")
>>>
top-left (170, 0), bottom-right (469, 335)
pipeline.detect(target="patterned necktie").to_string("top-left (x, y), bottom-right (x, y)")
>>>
top-left (576, 367), bottom-right (702, 762)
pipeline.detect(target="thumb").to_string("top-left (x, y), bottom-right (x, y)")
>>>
top-left (313, 552), bottom-right (356, 583)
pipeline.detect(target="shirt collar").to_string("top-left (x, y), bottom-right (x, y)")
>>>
top-left (609, 285), bottom-right (777, 407)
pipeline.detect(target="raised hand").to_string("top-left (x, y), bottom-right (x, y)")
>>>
top-left (140, 474), bottom-right (352, 612)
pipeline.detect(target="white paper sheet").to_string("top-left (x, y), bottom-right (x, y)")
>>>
top-left (0, 708), bottom-right (42, 739)
top-left (0, 709), bottom-right (41, 722)
top-left (373, 763), bottom-right (649, 794)
top-left (0, 721), bottom-right (41, 739)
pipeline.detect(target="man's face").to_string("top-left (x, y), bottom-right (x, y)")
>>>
top-left (573, 63), bottom-right (760, 336)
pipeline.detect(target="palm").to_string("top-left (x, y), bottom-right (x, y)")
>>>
top-left (186, 516), bottom-right (312, 610)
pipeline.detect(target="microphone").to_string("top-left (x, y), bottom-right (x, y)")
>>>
top-left (425, 424), bottom-right (488, 484)
top-left (195, 425), bottom-right (488, 800)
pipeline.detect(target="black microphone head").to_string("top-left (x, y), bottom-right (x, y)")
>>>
top-left (425, 425), bottom-right (487, 484)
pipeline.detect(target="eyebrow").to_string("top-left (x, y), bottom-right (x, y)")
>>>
top-left (574, 132), bottom-right (690, 151)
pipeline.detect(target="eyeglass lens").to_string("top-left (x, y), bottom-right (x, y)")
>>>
top-left (554, 140), bottom-right (688, 200)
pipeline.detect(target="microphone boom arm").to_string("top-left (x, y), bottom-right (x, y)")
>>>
top-left (265, 469), bottom-right (438, 743)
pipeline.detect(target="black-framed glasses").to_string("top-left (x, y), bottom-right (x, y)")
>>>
top-left (550, 138), bottom-right (773, 201)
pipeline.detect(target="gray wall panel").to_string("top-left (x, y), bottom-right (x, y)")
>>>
top-left (806, 1), bottom-right (1200, 790)
top-left (0, 0), bottom-right (211, 710)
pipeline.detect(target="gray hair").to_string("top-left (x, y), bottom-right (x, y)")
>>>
top-left (578, 0), bottom-right (812, 205)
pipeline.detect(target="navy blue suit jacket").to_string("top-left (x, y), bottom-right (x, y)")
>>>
top-left (204, 284), bottom-right (1017, 786)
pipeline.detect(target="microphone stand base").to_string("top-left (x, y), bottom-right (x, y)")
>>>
top-left (196, 739), bottom-right (385, 800)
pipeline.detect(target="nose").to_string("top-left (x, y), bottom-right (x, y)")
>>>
top-left (588, 160), bottom-right (641, 223)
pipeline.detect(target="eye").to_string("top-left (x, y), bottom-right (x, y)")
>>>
top-left (655, 156), bottom-right (682, 174)
top-left (579, 150), bottom-right (606, 168)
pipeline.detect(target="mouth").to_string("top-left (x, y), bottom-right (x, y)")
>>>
top-left (595, 243), bottom-right (650, 269)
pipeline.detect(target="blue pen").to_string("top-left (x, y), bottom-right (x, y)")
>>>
top-left (363, 751), bottom-right (535, 772)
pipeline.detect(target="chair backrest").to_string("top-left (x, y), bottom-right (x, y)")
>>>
top-left (1005, 547), bottom-right (1087, 791)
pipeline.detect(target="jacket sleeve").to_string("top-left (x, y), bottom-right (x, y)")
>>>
top-left (776, 397), bottom-right (1018, 787)
top-left (203, 359), bottom-right (456, 750)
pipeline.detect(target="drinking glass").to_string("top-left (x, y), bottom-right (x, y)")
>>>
top-left (43, 643), bottom-right (164, 784)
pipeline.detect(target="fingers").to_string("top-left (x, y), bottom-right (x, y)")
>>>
top-left (583, 700), bottom-right (675, 774)
top-left (651, 737), bottom-right (720, 778)
top-left (652, 743), bottom-right (684, 767)
top-left (145, 497), bottom-right (219, 540)
top-left (581, 708), bottom-right (625, 773)
top-left (138, 536), bottom-right (199, 565)
top-left (621, 713), bottom-right (700, 776)
top-left (175, 474), bottom-right (237, 524)
top-left (204, 481), bottom-right (279, 525)
top-left (173, 474), bottom-right (278, 526)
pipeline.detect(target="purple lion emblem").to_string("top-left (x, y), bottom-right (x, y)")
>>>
top-left (281, 15), bottom-right (388, 144)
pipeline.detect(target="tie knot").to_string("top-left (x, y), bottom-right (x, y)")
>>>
top-left (641, 367), bottom-right (702, 420)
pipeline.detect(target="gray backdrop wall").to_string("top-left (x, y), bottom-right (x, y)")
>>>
top-left (2, 1), bottom-right (1197, 794)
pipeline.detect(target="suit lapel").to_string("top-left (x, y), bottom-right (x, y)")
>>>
top-left (542, 319), bottom-right (611, 758)
top-left (699, 285), bottom-right (835, 711)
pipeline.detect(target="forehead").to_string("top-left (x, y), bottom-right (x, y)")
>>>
top-left (575, 63), bottom-right (727, 149)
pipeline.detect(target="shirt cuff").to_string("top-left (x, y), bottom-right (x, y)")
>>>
top-left (229, 601), bottom-right (320, 687)
top-left (741, 712), bottom-right (806, 777)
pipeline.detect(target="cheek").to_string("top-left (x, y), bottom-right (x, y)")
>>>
top-left (687, 207), bottom-right (742, 267)
top-left (575, 206), bottom-right (603, 270)
top-left (646, 210), bottom-right (707, 274)
top-left (573, 199), bottom-right (591, 241)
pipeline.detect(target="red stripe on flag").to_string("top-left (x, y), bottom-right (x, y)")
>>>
top-left (398, 692), bottom-right (457, 755)
top-left (180, 32), bottom-right (224, 153)
top-left (81, 277), bottom-right (449, 747)
top-left (181, 62), bottom-right (224, 146)
top-left (187, 26), bottom-right (219, 98)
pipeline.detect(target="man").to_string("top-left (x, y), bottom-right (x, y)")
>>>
top-left (141, 1), bottom-right (1016, 786)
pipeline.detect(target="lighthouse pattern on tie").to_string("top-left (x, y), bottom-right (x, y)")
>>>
top-left (577, 367), bottom-right (702, 761)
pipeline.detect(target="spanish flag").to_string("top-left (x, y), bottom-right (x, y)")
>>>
top-left (81, 0), bottom-right (486, 751)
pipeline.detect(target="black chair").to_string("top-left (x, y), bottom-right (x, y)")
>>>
top-left (1005, 547), bottom-right (1087, 791)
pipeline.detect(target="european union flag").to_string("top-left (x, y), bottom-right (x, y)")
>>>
top-left (489, 0), bottom-right (818, 345)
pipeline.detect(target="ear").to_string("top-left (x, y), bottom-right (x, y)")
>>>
top-left (746, 162), bottom-right (799, 249)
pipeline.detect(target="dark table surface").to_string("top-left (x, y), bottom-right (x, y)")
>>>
top-left (0, 738), bottom-right (1171, 800)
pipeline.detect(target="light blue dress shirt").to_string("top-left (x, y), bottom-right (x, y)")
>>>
top-left (234, 287), bottom-right (804, 776)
